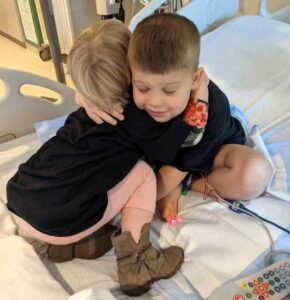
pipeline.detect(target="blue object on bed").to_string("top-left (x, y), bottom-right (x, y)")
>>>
top-left (230, 104), bottom-right (251, 135)
top-left (34, 115), bottom-right (68, 145)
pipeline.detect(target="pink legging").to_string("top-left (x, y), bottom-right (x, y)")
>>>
top-left (15, 160), bottom-right (156, 245)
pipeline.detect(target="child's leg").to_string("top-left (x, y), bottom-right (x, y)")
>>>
top-left (121, 208), bottom-right (153, 243)
top-left (14, 160), bottom-right (156, 246)
top-left (15, 160), bottom-right (156, 263)
top-left (157, 185), bottom-right (182, 222)
top-left (108, 160), bottom-right (157, 243)
top-left (110, 162), bottom-right (184, 296)
top-left (191, 144), bottom-right (272, 200)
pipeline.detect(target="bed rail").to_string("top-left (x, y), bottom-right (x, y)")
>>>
top-left (0, 68), bottom-right (77, 142)
top-left (129, 0), bottom-right (168, 32)
top-left (129, 0), bottom-right (240, 33)
top-left (129, 0), bottom-right (290, 34)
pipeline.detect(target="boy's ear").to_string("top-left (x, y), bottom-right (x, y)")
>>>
top-left (191, 67), bottom-right (204, 91)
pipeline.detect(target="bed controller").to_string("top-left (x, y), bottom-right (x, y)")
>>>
top-left (208, 258), bottom-right (290, 300)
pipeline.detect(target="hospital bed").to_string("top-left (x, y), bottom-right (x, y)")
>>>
top-left (0, 2), bottom-right (290, 300)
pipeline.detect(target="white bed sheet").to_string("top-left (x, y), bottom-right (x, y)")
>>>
top-left (201, 15), bottom-right (290, 129)
top-left (0, 15), bottom-right (290, 300)
top-left (200, 15), bottom-right (290, 204)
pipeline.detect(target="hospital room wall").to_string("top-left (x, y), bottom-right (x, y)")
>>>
top-left (241, 0), bottom-right (290, 14)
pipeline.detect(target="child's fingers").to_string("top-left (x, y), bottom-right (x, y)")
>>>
top-left (162, 208), bottom-right (174, 223)
top-left (159, 204), bottom-right (177, 222)
top-left (111, 104), bottom-right (125, 121)
top-left (88, 112), bottom-right (104, 125)
top-left (114, 104), bottom-right (124, 113)
top-left (95, 110), bottom-right (118, 125)
top-left (111, 110), bottom-right (125, 121)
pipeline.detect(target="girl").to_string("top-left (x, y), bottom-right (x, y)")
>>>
top-left (6, 20), bottom-right (186, 297)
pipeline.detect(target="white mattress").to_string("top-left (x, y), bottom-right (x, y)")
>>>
top-left (0, 16), bottom-right (290, 300)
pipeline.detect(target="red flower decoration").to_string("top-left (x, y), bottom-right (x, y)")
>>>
top-left (183, 97), bottom-right (208, 129)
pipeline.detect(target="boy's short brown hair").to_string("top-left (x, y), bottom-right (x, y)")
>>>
top-left (67, 19), bottom-right (131, 112)
top-left (128, 13), bottom-right (200, 74)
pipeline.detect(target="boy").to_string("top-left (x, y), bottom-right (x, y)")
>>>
top-left (82, 14), bottom-right (272, 221)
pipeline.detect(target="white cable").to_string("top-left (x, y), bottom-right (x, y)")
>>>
top-left (266, 250), bottom-right (290, 265)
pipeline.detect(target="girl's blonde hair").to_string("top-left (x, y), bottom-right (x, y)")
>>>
top-left (67, 19), bottom-right (131, 112)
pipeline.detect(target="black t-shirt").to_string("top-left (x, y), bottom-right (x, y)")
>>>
top-left (6, 103), bottom-right (189, 236)
top-left (172, 80), bottom-right (245, 174)
top-left (6, 80), bottom-right (245, 236)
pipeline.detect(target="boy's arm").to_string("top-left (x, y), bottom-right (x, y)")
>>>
top-left (75, 91), bottom-right (125, 125)
top-left (156, 165), bottom-right (187, 200)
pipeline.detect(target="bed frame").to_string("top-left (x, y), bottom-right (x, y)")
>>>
top-left (129, 0), bottom-right (290, 33)
top-left (0, 68), bottom-right (77, 143)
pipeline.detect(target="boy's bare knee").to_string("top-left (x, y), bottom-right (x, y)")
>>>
top-left (238, 155), bottom-right (272, 200)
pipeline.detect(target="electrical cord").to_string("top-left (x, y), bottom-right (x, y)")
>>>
top-left (226, 199), bottom-right (290, 234)
top-left (204, 181), bottom-right (290, 266)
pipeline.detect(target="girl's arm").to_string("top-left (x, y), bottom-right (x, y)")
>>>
top-left (194, 69), bottom-right (209, 101)
top-left (75, 91), bottom-right (125, 125)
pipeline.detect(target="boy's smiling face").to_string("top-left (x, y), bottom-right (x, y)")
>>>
top-left (132, 67), bottom-right (201, 123)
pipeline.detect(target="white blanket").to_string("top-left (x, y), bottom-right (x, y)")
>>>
top-left (0, 15), bottom-right (290, 300)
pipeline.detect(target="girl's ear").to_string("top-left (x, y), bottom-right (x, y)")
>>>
top-left (191, 67), bottom-right (204, 91)
top-left (75, 91), bottom-right (84, 107)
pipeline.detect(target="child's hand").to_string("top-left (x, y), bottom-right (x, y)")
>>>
top-left (157, 185), bottom-right (181, 222)
top-left (194, 70), bottom-right (209, 100)
top-left (75, 91), bottom-right (125, 125)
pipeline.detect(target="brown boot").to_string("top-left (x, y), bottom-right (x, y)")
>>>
top-left (47, 224), bottom-right (117, 263)
top-left (111, 223), bottom-right (184, 296)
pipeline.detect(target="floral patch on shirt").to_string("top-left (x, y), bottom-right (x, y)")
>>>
top-left (181, 96), bottom-right (208, 147)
